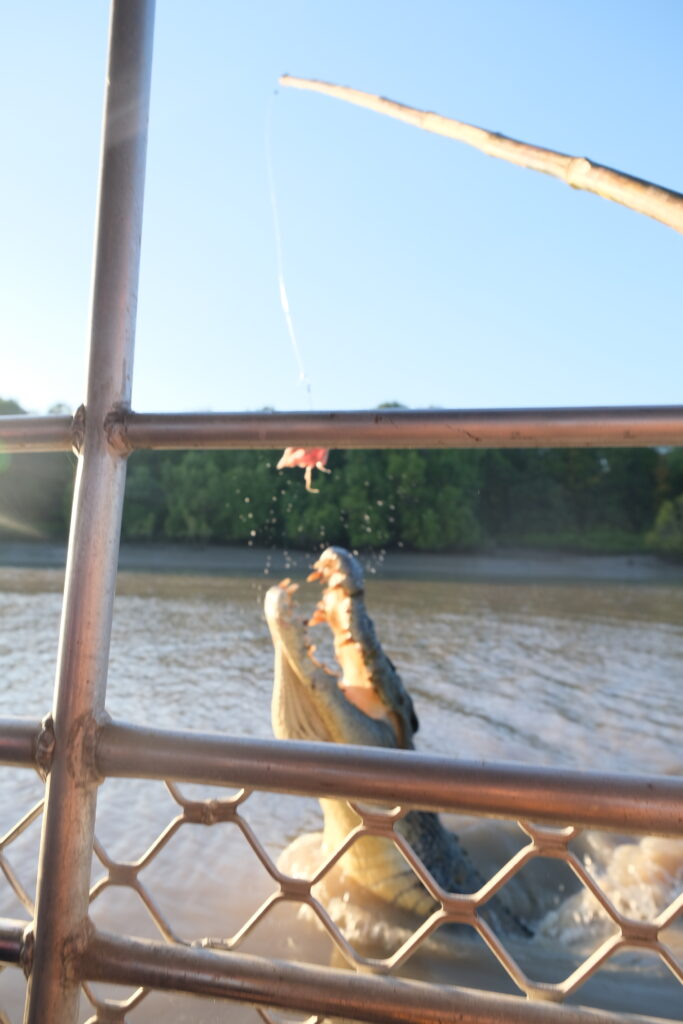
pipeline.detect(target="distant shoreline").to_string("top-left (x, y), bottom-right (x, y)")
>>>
top-left (0, 540), bottom-right (681, 585)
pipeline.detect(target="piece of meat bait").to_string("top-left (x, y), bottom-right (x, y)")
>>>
top-left (276, 447), bottom-right (331, 493)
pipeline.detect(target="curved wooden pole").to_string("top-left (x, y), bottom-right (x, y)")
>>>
top-left (280, 75), bottom-right (683, 235)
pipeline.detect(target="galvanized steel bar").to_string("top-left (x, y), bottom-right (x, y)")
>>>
top-left (0, 719), bottom-right (43, 768)
top-left (24, 2), bottom-right (155, 1022)
top-left (98, 722), bottom-right (683, 836)
top-left (0, 415), bottom-right (73, 453)
top-left (3, 405), bottom-right (683, 454)
top-left (0, 919), bottom-right (27, 969)
top-left (119, 405), bottom-right (683, 450)
top-left (83, 928), bottom-right (671, 1024)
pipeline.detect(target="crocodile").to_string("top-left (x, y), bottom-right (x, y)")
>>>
top-left (264, 546), bottom-right (530, 936)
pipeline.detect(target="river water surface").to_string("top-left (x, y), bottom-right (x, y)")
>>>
top-left (0, 554), bottom-right (681, 1021)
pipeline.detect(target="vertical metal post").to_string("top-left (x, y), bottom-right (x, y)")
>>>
top-left (24, 2), bottom-right (155, 1021)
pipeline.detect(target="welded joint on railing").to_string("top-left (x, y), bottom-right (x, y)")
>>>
top-left (104, 405), bottom-right (133, 456)
top-left (63, 918), bottom-right (96, 986)
top-left (35, 715), bottom-right (55, 780)
top-left (20, 924), bottom-right (34, 979)
top-left (71, 404), bottom-right (86, 455)
top-left (72, 711), bottom-right (113, 787)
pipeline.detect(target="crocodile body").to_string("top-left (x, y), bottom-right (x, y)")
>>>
top-left (264, 546), bottom-right (529, 934)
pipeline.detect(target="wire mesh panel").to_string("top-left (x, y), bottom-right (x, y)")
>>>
top-left (2, 724), bottom-right (681, 1022)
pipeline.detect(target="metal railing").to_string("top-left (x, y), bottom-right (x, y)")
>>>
top-left (0, 2), bottom-right (681, 1022)
top-left (3, 405), bottom-right (683, 455)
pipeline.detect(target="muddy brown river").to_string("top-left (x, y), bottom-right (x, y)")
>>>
top-left (0, 553), bottom-right (681, 1021)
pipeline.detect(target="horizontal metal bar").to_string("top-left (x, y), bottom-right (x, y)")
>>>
top-left (98, 722), bottom-right (683, 836)
top-left (0, 719), bottom-right (43, 769)
top-left (0, 415), bottom-right (73, 453)
top-left (0, 919), bottom-right (28, 968)
top-left (2, 406), bottom-right (683, 454)
top-left (120, 406), bottom-right (683, 450)
top-left (83, 927), bottom-right (669, 1024)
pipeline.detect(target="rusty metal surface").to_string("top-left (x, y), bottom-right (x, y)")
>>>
top-left (2, 405), bottom-right (683, 453)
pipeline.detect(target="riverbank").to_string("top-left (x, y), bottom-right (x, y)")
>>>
top-left (0, 540), bottom-right (681, 585)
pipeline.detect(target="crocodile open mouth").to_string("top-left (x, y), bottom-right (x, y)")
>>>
top-left (264, 547), bottom-right (532, 935)
top-left (264, 547), bottom-right (418, 750)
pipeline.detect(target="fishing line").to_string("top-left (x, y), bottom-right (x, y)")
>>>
top-left (265, 91), bottom-right (313, 409)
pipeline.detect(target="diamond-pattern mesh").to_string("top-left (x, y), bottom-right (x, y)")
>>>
top-left (69, 780), bottom-right (681, 1022)
top-left (0, 784), bottom-right (41, 1024)
top-left (0, 757), bottom-right (680, 1023)
top-left (0, 799), bottom-right (43, 920)
top-left (0, 761), bottom-right (680, 1022)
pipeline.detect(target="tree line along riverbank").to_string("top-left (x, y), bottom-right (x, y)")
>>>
top-left (1, 400), bottom-right (682, 557)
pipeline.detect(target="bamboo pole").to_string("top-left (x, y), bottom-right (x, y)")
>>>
top-left (280, 76), bottom-right (683, 235)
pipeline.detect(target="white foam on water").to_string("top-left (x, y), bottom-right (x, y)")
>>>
top-left (540, 833), bottom-right (683, 949)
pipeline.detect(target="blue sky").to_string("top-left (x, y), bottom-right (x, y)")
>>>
top-left (1, 1), bottom-right (681, 416)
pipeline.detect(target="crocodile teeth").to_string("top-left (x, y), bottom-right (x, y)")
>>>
top-left (308, 603), bottom-right (327, 627)
top-left (306, 644), bottom-right (323, 667)
top-left (306, 644), bottom-right (338, 677)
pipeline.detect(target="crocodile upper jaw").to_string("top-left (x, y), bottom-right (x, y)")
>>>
top-left (265, 582), bottom-right (399, 749)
